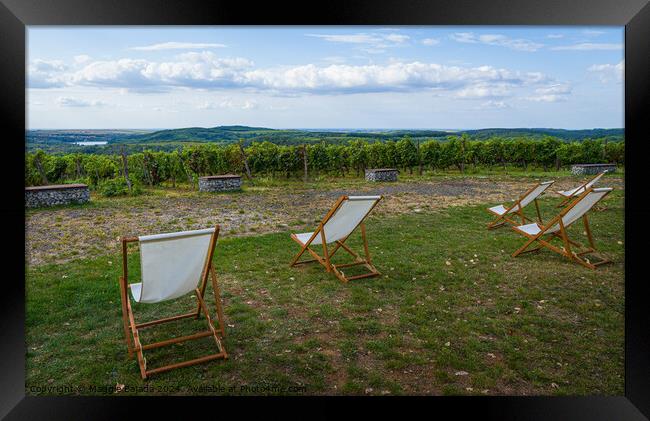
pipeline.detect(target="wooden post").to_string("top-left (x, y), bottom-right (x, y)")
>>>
top-left (238, 140), bottom-right (253, 180)
top-left (34, 154), bottom-right (49, 185)
top-left (417, 139), bottom-right (423, 176)
top-left (120, 146), bottom-right (132, 193)
top-left (302, 144), bottom-right (308, 182)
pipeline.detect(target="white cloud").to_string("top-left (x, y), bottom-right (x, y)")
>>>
top-left (197, 98), bottom-right (258, 110)
top-left (71, 52), bottom-right (253, 92)
top-left (478, 100), bottom-right (509, 109)
top-left (73, 55), bottom-right (92, 64)
top-left (421, 38), bottom-right (440, 46)
top-left (130, 42), bottom-right (227, 51)
top-left (588, 60), bottom-right (624, 82)
top-left (454, 83), bottom-right (513, 99)
top-left (582, 30), bottom-right (605, 36)
top-left (242, 62), bottom-right (549, 96)
top-left (450, 32), bottom-right (544, 52)
top-left (28, 59), bottom-right (68, 88)
top-left (306, 32), bottom-right (410, 54)
top-left (383, 33), bottom-right (410, 43)
top-left (546, 34), bottom-right (564, 39)
top-left (30, 52), bottom-right (562, 101)
top-left (306, 33), bottom-right (381, 44)
top-left (551, 43), bottom-right (623, 51)
top-left (57, 96), bottom-right (106, 107)
top-left (525, 83), bottom-right (572, 102)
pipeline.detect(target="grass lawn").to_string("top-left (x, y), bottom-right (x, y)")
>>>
top-left (25, 182), bottom-right (624, 396)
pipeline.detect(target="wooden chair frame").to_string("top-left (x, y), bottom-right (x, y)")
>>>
top-left (118, 226), bottom-right (227, 379)
top-left (511, 188), bottom-right (612, 269)
top-left (290, 195), bottom-right (382, 283)
top-left (487, 181), bottom-right (552, 230)
top-left (556, 171), bottom-right (607, 208)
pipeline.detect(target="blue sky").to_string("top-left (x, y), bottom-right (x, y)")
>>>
top-left (27, 26), bottom-right (624, 130)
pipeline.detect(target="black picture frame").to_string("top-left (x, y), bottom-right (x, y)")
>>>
top-left (2, 0), bottom-right (649, 418)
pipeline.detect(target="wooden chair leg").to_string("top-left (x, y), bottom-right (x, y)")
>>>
top-left (126, 296), bottom-right (147, 379)
top-left (195, 289), bottom-right (226, 355)
top-left (534, 199), bottom-right (543, 224)
top-left (290, 244), bottom-right (309, 267)
top-left (360, 223), bottom-right (372, 265)
top-left (210, 266), bottom-right (227, 337)
top-left (119, 277), bottom-right (134, 358)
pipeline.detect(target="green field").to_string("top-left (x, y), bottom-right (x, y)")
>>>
top-left (25, 173), bottom-right (624, 395)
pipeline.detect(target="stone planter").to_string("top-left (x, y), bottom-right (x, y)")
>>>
top-left (571, 164), bottom-right (616, 176)
top-left (365, 168), bottom-right (398, 182)
top-left (25, 184), bottom-right (90, 208)
top-left (199, 175), bottom-right (242, 192)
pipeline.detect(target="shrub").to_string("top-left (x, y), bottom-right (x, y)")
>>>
top-left (98, 178), bottom-right (142, 197)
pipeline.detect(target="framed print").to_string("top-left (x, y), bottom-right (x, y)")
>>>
top-left (1, 0), bottom-right (649, 418)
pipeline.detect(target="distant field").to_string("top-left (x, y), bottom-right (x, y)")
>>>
top-left (25, 173), bottom-right (624, 395)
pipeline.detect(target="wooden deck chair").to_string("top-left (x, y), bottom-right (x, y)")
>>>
top-left (487, 180), bottom-right (555, 229)
top-left (290, 195), bottom-right (382, 283)
top-left (556, 170), bottom-right (607, 207)
top-left (511, 187), bottom-right (613, 269)
top-left (118, 226), bottom-right (227, 379)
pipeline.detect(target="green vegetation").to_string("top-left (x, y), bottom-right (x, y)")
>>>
top-left (26, 126), bottom-right (624, 154)
top-left (98, 178), bottom-right (142, 197)
top-left (25, 184), bottom-right (624, 395)
top-left (25, 136), bottom-right (624, 189)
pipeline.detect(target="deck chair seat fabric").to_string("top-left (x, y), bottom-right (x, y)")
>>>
top-left (489, 181), bottom-right (553, 215)
top-left (296, 196), bottom-right (381, 245)
top-left (557, 171), bottom-right (607, 198)
top-left (488, 204), bottom-right (508, 215)
top-left (486, 181), bottom-right (553, 229)
top-left (119, 225), bottom-right (227, 379)
top-left (515, 223), bottom-right (543, 236)
top-left (294, 232), bottom-right (316, 245)
top-left (129, 282), bottom-right (143, 301)
top-left (511, 187), bottom-right (613, 270)
top-left (558, 187), bottom-right (581, 197)
top-left (290, 195), bottom-right (382, 283)
top-left (546, 188), bottom-right (611, 233)
top-left (515, 188), bottom-right (611, 237)
top-left (517, 181), bottom-right (554, 208)
top-left (135, 228), bottom-right (215, 303)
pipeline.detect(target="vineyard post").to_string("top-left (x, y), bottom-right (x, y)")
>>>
top-left (75, 154), bottom-right (83, 178)
top-left (417, 138), bottom-right (423, 176)
top-left (302, 144), bottom-right (308, 182)
top-left (120, 146), bottom-right (132, 193)
top-left (238, 140), bottom-right (253, 180)
top-left (141, 147), bottom-right (152, 186)
top-left (33, 151), bottom-right (49, 185)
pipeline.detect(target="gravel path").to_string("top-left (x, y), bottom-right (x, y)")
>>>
top-left (26, 176), bottom-right (624, 267)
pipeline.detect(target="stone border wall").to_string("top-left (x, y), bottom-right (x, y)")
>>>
top-left (199, 175), bottom-right (242, 192)
top-left (365, 168), bottom-right (398, 182)
top-left (25, 184), bottom-right (90, 208)
top-left (571, 164), bottom-right (616, 176)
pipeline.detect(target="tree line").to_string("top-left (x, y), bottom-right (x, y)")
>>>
top-left (25, 136), bottom-right (624, 190)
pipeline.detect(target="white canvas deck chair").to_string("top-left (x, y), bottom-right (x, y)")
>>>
top-left (556, 171), bottom-right (607, 207)
top-left (118, 226), bottom-right (227, 379)
top-left (511, 187), bottom-right (613, 269)
top-left (487, 181), bottom-right (555, 229)
top-left (290, 195), bottom-right (383, 283)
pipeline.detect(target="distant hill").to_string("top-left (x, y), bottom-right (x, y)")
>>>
top-left (26, 126), bottom-right (624, 153)
top-left (117, 126), bottom-right (625, 143)
top-left (462, 128), bottom-right (624, 141)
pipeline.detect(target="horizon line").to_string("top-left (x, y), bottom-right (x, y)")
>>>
top-left (26, 126), bottom-right (625, 131)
